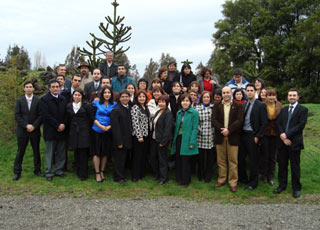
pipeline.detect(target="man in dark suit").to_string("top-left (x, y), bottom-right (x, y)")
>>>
top-left (98, 51), bottom-right (118, 78)
top-left (273, 89), bottom-right (308, 198)
top-left (40, 80), bottom-right (68, 181)
top-left (110, 89), bottom-right (133, 184)
top-left (54, 64), bottom-right (71, 91)
top-left (238, 83), bottom-right (268, 190)
top-left (13, 81), bottom-right (43, 181)
top-left (84, 68), bottom-right (102, 101)
top-left (61, 74), bottom-right (82, 103)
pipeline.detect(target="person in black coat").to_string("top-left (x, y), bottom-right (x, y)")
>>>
top-left (40, 80), bottom-right (68, 181)
top-left (61, 74), bottom-right (82, 103)
top-left (110, 89), bottom-right (133, 184)
top-left (238, 83), bottom-right (268, 190)
top-left (164, 61), bottom-right (180, 94)
top-left (66, 89), bottom-right (92, 180)
top-left (150, 95), bottom-right (174, 184)
top-left (273, 89), bottom-right (308, 198)
top-left (174, 63), bottom-right (197, 93)
top-left (169, 81), bottom-right (182, 121)
top-left (13, 81), bottom-right (43, 181)
top-left (98, 51), bottom-right (118, 78)
top-left (84, 68), bottom-right (102, 101)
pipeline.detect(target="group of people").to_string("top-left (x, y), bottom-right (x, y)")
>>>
top-left (13, 51), bottom-right (308, 198)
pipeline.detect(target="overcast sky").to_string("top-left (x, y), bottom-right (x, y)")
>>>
top-left (0, 0), bottom-right (225, 75)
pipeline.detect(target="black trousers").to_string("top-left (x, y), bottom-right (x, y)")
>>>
top-left (149, 139), bottom-right (168, 182)
top-left (132, 136), bottom-right (149, 180)
top-left (74, 148), bottom-right (89, 179)
top-left (198, 148), bottom-right (216, 182)
top-left (238, 132), bottom-right (259, 188)
top-left (14, 136), bottom-right (41, 174)
top-left (113, 147), bottom-right (129, 181)
top-left (261, 135), bottom-right (277, 180)
top-left (175, 135), bottom-right (192, 185)
top-left (277, 147), bottom-right (301, 191)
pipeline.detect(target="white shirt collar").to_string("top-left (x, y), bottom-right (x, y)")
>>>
top-left (51, 93), bottom-right (59, 98)
top-left (289, 101), bottom-right (298, 112)
top-left (25, 94), bottom-right (33, 100)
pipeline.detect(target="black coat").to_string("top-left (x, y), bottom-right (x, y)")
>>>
top-left (174, 72), bottom-right (197, 89)
top-left (98, 61), bottom-right (118, 78)
top-left (84, 82), bottom-right (101, 102)
top-left (164, 71), bottom-right (180, 94)
top-left (40, 92), bottom-right (67, 141)
top-left (169, 93), bottom-right (181, 121)
top-left (110, 104), bottom-right (133, 149)
top-left (277, 104), bottom-right (308, 151)
top-left (66, 103), bottom-right (92, 149)
top-left (243, 100), bottom-right (268, 139)
top-left (60, 88), bottom-right (72, 104)
top-left (14, 96), bottom-right (42, 138)
top-left (152, 108), bottom-right (174, 146)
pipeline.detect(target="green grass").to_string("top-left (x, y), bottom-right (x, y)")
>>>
top-left (0, 104), bottom-right (319, 204)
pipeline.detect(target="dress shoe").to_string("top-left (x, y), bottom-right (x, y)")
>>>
top-left (245, 186), bottom-right (255, 191)
top-left (293, 190), bottom-right (301, 198)
top-left (46, 177), bottom-right (53, 181)
top-left (118, 179), bottom-right (127, 185)
top-left (273, 186), bottom-right (285, 194)
top-left (159, 180), bottom-right (167, 185)
top-left (34, 172), bottom-right (44, 177)
top-left (230, 186), bottom-right (237, 192)
top-left (12, 174), bottom-right (20, 181)
top-left (214, 181), bottom-right (225, 187)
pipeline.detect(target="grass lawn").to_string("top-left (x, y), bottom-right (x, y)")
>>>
top-left (0, 104), bottom-right (319, 204)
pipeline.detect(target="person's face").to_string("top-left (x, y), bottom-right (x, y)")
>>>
top-left (204, 71), bottom-right (211, 78)
top-left (181, 97), bottom-right (191, 109)
top-left (158, 100), bottom-right (166, 110)
top-left (138, 81), bottom-right (147, 90)
top-left (202, 93), bottom-right (211, 105)
top-left (172, 83), bottom-right (181, 94)
top-left (160, 71), bottom-right (168, 80)
top-left (214, 94), bottom-right (222, 103)
top-left (49, 82), bottom-right (60, 95)
top-left (137, 93), bottom-right (147, 105)
top-left (56, 76), bottom-right (65, 87)
top-left (24, 83), bottom-right (34, 95)
top-left (120, 93), bottom-right (130, 105)
top-left (168, 64), bottom-right (176, 72)
top-left (118, 66), bottom-right (126, 75)
top-left (190, 84), bottom-right (199, 93)
top-left (72, 76), bottom-right (82, 89)
top-left (255, 80), bottom-right (262, 90)
top-left (73, 91), bottom-right (82, 103)
top-left (260, 89), bottom-right (267, 99)
top-left (103, 89), bottom-right (111, 101)
top-left (92, 69), bottom-right (101, 82)
top-left (267, 94), bottom-right (276, 103)
top-left (126, 85), bottom-right (135, 96)
top-left (235, 91), bottom-right (243, 101)
top-left (288, 91), bottom-right (299, 105)
top-left (183, 67), bottom-right (191, 75)
top-left (233, 75), bottom-right (242, 83)
top-left (189, 92), bottom-right (197, 102)
top-left (152, 82), bottom-right (161, 89)
top-left (57, 66), bottom-right (66, 76)
top-left (222, 88), bottom-right (232, 102)
top-left (80, 66), bottom-right (89, 75)
top-left (246, 86), bottom-right (256, 100)
top-left (101, 78), bottom-right (111, 88)
top-left (153, 90), bottom-right (162, 100)
top-left (106, 53), bottom-right (113, 62)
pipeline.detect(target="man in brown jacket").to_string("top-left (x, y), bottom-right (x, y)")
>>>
top-left (212, 86), bottom-right (243, 192)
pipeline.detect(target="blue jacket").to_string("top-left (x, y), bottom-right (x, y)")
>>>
top-left (92, 100), bottom-right (117, 133)
top-left (111, 75), bottom-right (137, 93)
top-left (226, 76), bottom-right (249, 93)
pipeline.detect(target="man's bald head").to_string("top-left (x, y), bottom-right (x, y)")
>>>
top-left (222, 86), bottom-right (232, 102)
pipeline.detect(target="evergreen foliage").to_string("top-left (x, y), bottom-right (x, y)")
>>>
top-left (5, 45), bottom-right (31, 71)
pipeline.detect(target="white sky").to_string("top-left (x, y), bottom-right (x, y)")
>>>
top-left (0, 0), bottom-right (225, 75)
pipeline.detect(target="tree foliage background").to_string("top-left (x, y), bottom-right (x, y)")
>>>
top-left (5, 45), bottom-right (31, 71)
top-left (208, 0), bottom-right (320, 103)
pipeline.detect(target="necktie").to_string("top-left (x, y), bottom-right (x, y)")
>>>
top-left (28, 99), bottom-right (31, 111)
top-left (244, 102), bottom-right (251, 117)
top-left (285, 105), bottom-right (294, 132)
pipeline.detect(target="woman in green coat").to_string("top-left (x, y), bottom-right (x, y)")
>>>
top-left (171, 93), bottom-right (199, 186)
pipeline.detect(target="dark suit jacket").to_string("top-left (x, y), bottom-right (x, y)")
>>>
top-left (40, 92), bottom-right (68, 141)
top-left (110, 104), bottom-right (132, 149)
top-left (98, 61), bottom-right (118, 78)
top-left (60, 88), bottom-right (73, 104)
top-left (153, 108), bottom-right (174, 146)
top-left (277, 104), bottom-right (308, 150)
top-left (243, 100), bottom-right (268, 139)
top-left (84, 82), bottom-right (101, 102)
top-left (212, 101), bottom-right (243, 146)
top-left (14, 95), bottom-right (42, 137)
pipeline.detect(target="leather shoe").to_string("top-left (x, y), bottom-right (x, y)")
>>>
top-left (245, 186), bottom-right (255, 191)
top-left (46, 177), bottom-right (53, 181)
top-left (230, 186), bottom-right (237, 192)
top-left (159, 180), bottom-right (167, 185)
top-left (12, 174), bottom-right (20, 181)
top-left (293, 191), bottom-right (301, 198)
top-left (34, 172), bottom-right (44, 177)
top-left (273, 186), bottom-right (285, 194)
top-left (214, 181), bottom-right (225, 187)
top-left (118, 179), bottom-right (126, 185)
